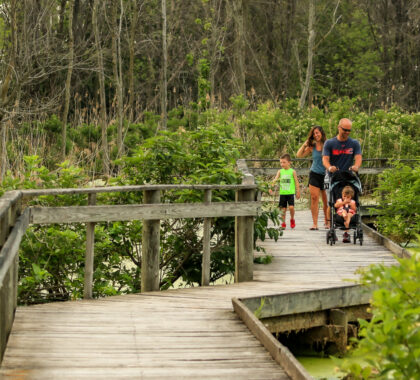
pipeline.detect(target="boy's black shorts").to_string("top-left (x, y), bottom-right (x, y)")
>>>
top-left (308, 171), bottom-right (325, 190)
top-left (279, 194), bottom-right (295, 208)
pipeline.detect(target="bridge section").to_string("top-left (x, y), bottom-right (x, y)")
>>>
top-left (0, 210), bottom-right (399, 379)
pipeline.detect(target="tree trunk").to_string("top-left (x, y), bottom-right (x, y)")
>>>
top-left (231, 0), bottom-right (246, 96)
top-left (111, 1), bottom-right (124, 160)
top-left (299, 0), bottom-right (315, 109)
top-left (61, 0), bottom-right (75, 160)
top-left (161, 0), bottom-right (168, 130)
top-left (0, 0), bottom-right (17, 181)
top-left (128, 0), bottom-right (138, 124)
top-left (92, 0), bottom-right (109, 175)
top-left (281, 0), bottom-right (297, 97)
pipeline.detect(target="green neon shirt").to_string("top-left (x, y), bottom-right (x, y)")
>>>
top-left (279, 168), bottom-right (296, 195)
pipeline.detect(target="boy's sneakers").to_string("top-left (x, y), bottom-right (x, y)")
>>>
top-left (281, 222), bottom-right (286, 229)
top-left (343, 232), bottom-right (350, 243)
top-left (290, 219), bottom-right (296, 229)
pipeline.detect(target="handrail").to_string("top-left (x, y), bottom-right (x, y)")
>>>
top-left (20, 183), bottom-right (257, 198)
top-left (0, 178), bottom-right (258, 363)
top-left (245, 158), bottom-right (419, 162)
top-left (244, 157), bottom-right (419, 176)
top-left (0, 191), bottom-right (23, 363)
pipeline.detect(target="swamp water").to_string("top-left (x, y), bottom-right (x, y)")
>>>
top-left (297, 356), bottom-right (346, 380)
top-left (296, 352), bottom-right (366, 379)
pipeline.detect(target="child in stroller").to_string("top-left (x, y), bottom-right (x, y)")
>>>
top-left (326, 171), bottom-right (363, 245)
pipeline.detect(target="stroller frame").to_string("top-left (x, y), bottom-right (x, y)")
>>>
top-left (325, 170), bottom-right (364, 246)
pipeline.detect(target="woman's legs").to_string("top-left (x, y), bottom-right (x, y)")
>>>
top-left (309, 184), bottom-right (320, 228)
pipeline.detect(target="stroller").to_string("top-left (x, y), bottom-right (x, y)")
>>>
top-left (325, 170), bottom-right (363, 246)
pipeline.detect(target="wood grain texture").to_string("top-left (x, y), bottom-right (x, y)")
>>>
top-left (0, 210), bottom-right (399, 379)
top-left (30, 201), bottom-right (260, 224)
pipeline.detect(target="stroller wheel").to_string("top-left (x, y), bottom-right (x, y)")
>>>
top-left (353, 231), bottom-right (357, 244)
top-left (358, 229), bottom-right (363, 246)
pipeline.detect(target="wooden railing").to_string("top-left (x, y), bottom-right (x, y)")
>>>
top-left (0, 174), bottom-right (260, 362)
top-left (243, 158), bottom-right (419, 176)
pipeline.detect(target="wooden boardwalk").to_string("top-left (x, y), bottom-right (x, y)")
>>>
top-left (0, 210), bottom-right (399, 379)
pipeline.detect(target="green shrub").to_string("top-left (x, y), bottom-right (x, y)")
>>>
top-left (340, 251), bottom-right (420, 379)
top-left (373, 163), bottom-right (420, 246)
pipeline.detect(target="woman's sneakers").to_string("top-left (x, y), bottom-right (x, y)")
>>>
top-left (281, 222), bottom-right (286, 228)
top-left (343, 231), bottom-right (351, 243)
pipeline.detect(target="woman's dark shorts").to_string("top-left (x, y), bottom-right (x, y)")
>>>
top-left (279, 194), bottom-right (295, 208)
top-left (308, 171), bottom-right (325, 190)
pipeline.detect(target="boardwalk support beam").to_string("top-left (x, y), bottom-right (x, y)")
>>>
top-left (235, 173), bottom-right (255, 282)
top-left (141, 189), bottom-right (161, 292)
top-left (84, 193), bottom-right (96, 299)
top-left (201, 189), bottom-right (212, 286)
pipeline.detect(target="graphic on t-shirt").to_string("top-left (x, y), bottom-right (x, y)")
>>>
top-left (332, 148), bottom-right (354, 155)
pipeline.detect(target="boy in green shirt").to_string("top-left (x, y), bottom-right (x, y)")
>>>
top-left (269, 154), bottom-right (301, 228)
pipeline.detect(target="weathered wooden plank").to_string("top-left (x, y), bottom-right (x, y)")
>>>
top-left (235, 188), bottom-right (255, 282)
top-left (30, 201), bottom-right (261, 224)
top-left (141, 190), bottom-right (161, 292)
top-left (0, 197), bottom-right (25, 363)
top-left (362, 223), bottom-right (411, 258)
top-left (201, 190), bottom-right (212, 286)
top-left (21, 184), bottom-right (257, 198)
top-left (0, 209), bottom-right (30, 289)
top-left (249, 167), bottom-right (390, 176)
top-left (1, 209), bottom-right (400, 378)
top-left (239, 284), bottom-right (372, 319)
top-left (232, 298), bottom-right (311, 380)
top-left (84, 194), bottom-right (96, 299)
top-left (0, 367), bottom-right (288, 380)
top-left (0, 191), bottom-right (22, 220)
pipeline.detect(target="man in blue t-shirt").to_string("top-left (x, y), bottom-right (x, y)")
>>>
top-left (322, 118), bottom-right (362, 174)
top-left (322, 118), bottom-right (362, 241)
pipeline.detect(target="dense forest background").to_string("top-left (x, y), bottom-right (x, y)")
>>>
top-left (0, 0), bottom-right (418, 304)
top-left (0, 0), bottom-right (419, 178)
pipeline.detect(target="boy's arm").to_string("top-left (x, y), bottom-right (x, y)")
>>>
top-left (269, 170), bottom-right (281, 194)
top-left (350, 200), bottom-right (357, 211)
top-left (271, 170), bottom-right (280, 186)
top-left (334, 199), bottom-right (343, 209)
top-left (293, 170), bottom-right (300, 199)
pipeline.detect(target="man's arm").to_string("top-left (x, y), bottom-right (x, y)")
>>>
top-left (323, 155), bottom-right (337, 173)
top-left (350, 154), bottom-right (362, 172)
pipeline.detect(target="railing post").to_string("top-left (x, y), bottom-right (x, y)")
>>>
top-left (0, 191), bottom-right (21, 363)
top-left (201, 189), bottom-right (212, 286)
top-left (0, 207), bottom-right (9, 362)
top-left (141, 189), bottom-right (161, 292)
top-left (235, 174), bottom-right (255, 283)
top-left (84, 193), bottom-right (96, 299)
top-left (9, 195), bottom-right (21, 317)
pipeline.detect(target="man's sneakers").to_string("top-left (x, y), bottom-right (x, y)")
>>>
top-left (343, 231), bottom-right (350, 243)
